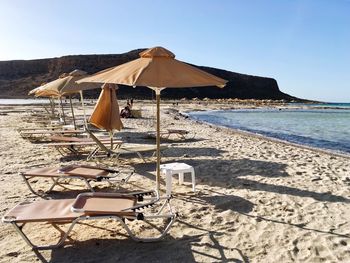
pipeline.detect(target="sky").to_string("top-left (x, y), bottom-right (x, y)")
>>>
top-left (0, 0), bottom-right (349, 102)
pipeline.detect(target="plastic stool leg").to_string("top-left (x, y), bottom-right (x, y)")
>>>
top-left (179, 172), bottom-right (184, 184)
top-left (190, 168), bottom-right (195, 192)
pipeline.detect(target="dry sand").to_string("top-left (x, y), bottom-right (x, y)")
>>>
top-left (0, 101), bottom-right (349, 263)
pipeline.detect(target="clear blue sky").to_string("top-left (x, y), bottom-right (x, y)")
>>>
top-left (1, 0), bottom-right (349, 102)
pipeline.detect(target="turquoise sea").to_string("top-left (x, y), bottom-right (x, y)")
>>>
top-left (189, 103), bottom-right (350, 154)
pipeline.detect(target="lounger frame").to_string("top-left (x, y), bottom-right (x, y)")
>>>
top-left (20, 166), bottom-right (134, 196)
top-left (3, 192), bottom-right (176, 250)
top-left (85, 126), bottom-right (166, 162)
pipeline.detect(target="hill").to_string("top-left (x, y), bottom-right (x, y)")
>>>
top-left (0, 49), bottom-right (300, 101)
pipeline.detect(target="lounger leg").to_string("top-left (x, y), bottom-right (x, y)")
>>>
top-left (21, 174), bottom-right (47, 197)
top-left (122, 170), bottom-right (134, 183)
top-left (47, 177), bottom-right (61, 192)
top-left (55, 146), bottom-right (66, 156)
top-left (132, 199), bottom-right (176, 242)
top-left (87, 147), bottom-right (99, 161)
top-left (67, 145), bottom-right (79, 155)
top-left (12, 220), bottom-right (79, 250)
top-left (157, 199), bottom-right (168, 215)
top-left (51, 223), bottom-right (75, 242)
top-left (116, 214), bottom-right (176, 242)
top-left (83, 178), bottom-right (95, 192)
top-left (136, 152), bottom-right (146, 163)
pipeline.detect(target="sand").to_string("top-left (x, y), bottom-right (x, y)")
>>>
top-left (0, 101), bottom-right (349, 263)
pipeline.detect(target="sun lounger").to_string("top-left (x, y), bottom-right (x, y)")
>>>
top-left (18, 126), bottom-right (67, 132)
top-left (2, 191), bottom-right (176, 249)
top-left (43, 139), bottom-right (123, 156)
top-left (20, 164), bottom-right (133, 195)
top-left (49, 135), bottom-right (112, 143)
top-left (147, 129), bottom-right (194, 140)
top-left (19, 129), bottom-right (85, 141)
top-left (85, 127), bottom-right (167, 162)
top-left (88, 144), bottom-right (168, 162)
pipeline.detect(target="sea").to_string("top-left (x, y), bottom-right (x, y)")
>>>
top-left (188, 103), bottom-right (350, 155)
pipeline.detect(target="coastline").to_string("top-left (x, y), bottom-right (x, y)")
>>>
top-left (181, 102), bottom-right (350, 157)
top-left (185, 113), bottom-right (350, 159)
top-left (1, 102), bottom-right (350, 262)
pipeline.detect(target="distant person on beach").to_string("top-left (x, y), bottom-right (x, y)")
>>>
top-left (120, 99), bottom-right (133, 118)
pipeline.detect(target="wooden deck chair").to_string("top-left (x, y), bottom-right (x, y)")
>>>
top-left (20, 164), bottom-right (134, 196)
top-left (85, 126), bottom-right (168, 162)
top-left (2, 191), bottom-right (176, 250)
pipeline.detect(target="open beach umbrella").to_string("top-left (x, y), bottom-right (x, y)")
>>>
top-left (28, 84), bottom-right (57, 117)
top-left (78, 46), bottom-right (227, 192)
top-left (89, 83), bottom-right (123, 147)
top-left (32, 70), bottom-right (96, 97)
top-left (30, 70), bottom-right (99, 127)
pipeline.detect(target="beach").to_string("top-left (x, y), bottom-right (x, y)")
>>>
top-left (0, 101), bottom-right (350, 263)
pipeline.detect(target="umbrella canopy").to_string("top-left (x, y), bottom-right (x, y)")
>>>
top-left (29, 69), bottom-right (101, 126)
top-left (77, 47), bottom-right (226, 88)
top-left (29, 69), bottom-right (99, 97)
top-left (89, 83), bottom-right (123, 132)
top-left (78, 46), bottom-right (227, 193)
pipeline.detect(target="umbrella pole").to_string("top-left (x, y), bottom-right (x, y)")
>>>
top-left (109, 131), bottom-right (114, 149)
top-left (80, 91), bottom-right (87, 125)
top-left (52, 98), bottom-right (56, 117)
top-left (155, 90), bottom-right (161, 193)
top-left (49, 97), bottom-right (55, 117)
top-left (69, 96), bottom-right (77, 129)
top-left (59, 97), bottom-right (66, 124)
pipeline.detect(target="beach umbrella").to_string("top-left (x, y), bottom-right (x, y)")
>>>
top-left (30, 70), bottom-right (99, 127)
top-left (28, 85), bottom-right (57, 116)
top-left (77, 46), bottom-right (227, 192)
top-left (89, 83), bottom-right (123, 148)
top-left (32, 70), bottom-right (95, 97)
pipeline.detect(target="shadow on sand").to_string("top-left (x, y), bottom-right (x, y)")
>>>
top-left (30, 197), bottom-right (251, 263)
top-left (181, 158), bottom-right (350, 204)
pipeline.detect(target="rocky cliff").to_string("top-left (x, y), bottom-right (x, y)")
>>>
top-left (0, 49), bottom-right (299, 100)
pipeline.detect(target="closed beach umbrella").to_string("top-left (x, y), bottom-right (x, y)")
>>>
top-left (78, 46), bottom-right (227, 192)
top-left (89, 83), bottom-right (123, 132)
top-left (89, 83), bottom-right (123, 148)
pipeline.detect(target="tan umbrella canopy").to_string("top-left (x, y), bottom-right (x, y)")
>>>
top-left (89, 83), bottom-right (123, 148)
top-left (78, 46), bottom-right (227, 193)
top-left (29, 70), bottom-right (100, 126)
top-left (89, 83), bottom-right (123, 132)
top-left (30, 69), bottom-right (98, 97)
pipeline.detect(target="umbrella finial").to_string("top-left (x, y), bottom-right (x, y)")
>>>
top-left (140, 47), bottom-right (175, 58)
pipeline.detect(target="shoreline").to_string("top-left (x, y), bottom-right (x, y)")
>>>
top-left (180, 107), bottom-right (350, 159)
top-left (188, 116), bottom-right (350, 159)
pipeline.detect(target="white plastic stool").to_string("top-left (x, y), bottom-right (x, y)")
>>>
top-left (160, 162), bottom-right (195, 196)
